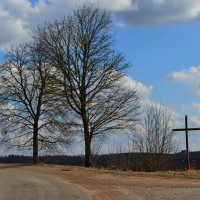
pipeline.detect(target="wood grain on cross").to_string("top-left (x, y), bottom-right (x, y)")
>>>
top-left (173, 115), bottom-right (200, 170)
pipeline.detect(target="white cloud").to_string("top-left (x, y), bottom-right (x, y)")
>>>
top-left (168, 66), bottom-right (200, 84)
top-left (0, 0), bottom-right (74, 49)
top-left (121, 75), bottom-right (153, 98)
top-left (192, 103), bottom-right (200, 112)
top-left (92, 0), bottom-right (135, 11)
top-left (1, 0), bottom-right (200, 49)
top-left (189, 115), bottom-right (200, 127)
top-left (168, 66), bottom-right (200, 96)
top-left (0, 0), bottom-right (32, 48)
top-left (116, 0), bottom-right (200, 27)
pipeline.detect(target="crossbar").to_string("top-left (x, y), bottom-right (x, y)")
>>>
top-left (173, 128), bottom-right (200, 131)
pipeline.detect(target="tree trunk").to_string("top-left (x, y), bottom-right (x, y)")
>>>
top-left (83, 117), bottom-right (91, 167)
top-left (84, 136), bottom-right (91, 167)
top-left (81, 105), bottom-right (92, 167)
top-left (33, 122), bottom-right (39, 164)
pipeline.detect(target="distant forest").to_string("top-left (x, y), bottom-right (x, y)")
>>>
top-left (1, 151), bottom-right (200, 171)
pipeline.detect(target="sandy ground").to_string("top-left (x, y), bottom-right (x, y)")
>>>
top-left (14, 165), bottom-right (200, 200)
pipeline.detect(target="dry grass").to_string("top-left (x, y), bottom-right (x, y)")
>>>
top-left (127, 170), bottom-right (200, 179)
top-left (1, 163), bottom-right (200, 180)
top-left (0, 163), bottom-right (25, 169)
top-left (60, 165), bottom-right (200, 180)
top-left (79, 167), bottom-right (200, 180)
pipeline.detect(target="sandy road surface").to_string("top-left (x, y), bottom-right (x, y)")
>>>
top-left (20, 165), bottom-right (200, 200)
top-left (0, 168), bottom-right (92, 200)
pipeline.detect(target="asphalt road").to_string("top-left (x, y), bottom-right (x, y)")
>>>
top-left (0, 168), bottom-right (92, 200)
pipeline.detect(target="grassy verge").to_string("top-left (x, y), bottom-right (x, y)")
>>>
top-left (127, 170), bottom-right (200, 179)
top-left (0, 164), bottom-right (25, 169)
top-left (2, 163), bottom-right (200, 180)
top-left (61, 165), bottom-right (200, 180)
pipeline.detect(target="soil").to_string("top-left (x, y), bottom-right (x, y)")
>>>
top-left (19, 165), bottom-right (200, 200)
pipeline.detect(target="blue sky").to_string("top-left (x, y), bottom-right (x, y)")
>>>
top-left (1, 0), bottom-right (200, 152)
top-left (116, 21), bottom-right (200, 110)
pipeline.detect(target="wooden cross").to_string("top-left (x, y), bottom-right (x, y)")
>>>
top-left (173, 115), bottom-right (200, 170)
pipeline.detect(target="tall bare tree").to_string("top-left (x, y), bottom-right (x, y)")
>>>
top-left (34, 6), bottom-right (140, 167)
top-left (0, 43), bottom-right (72, 164)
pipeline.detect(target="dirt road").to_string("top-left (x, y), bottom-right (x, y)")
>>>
top-left (20, 165), bottom-right (200, 200)
top-left (0, 167), bottom-right (92, 200)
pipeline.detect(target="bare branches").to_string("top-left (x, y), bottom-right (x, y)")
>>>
top-left (133, 102), bottom-right (177, 170)
top-left (34, 6), bottom-right (140, 167)
top-left (0, 6), bottom-right (139, 166)
top-left (0, 43), bottom-right (72, 163)
top-left (134, 103), bottom-right (176, 153)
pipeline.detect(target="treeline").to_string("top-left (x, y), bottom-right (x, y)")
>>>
top-left (0, 155), bottom-right (83, 165)
top-left (1, 152), bottom-right (199, 171)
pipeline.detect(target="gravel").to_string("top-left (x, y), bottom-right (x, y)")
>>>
top-left (121, 186), bottom-right (200, 200)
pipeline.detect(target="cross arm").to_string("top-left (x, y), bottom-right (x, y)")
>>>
top-left (173, 128), bottom-right (200, 131)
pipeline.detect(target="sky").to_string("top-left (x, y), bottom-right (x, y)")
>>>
top-left (1, 0), bottom-right (200, 153)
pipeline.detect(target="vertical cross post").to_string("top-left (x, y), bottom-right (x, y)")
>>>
top-left (185, 115), bottom-right (190, 170)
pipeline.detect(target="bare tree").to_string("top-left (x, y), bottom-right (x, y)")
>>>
top-left (134, 102), bottom-right (177, 170)
top-left (34, 6), bottom-right (140, 167)
top-left (0, 43), bottom-right (73, 164)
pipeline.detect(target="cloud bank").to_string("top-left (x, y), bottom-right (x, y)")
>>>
top-left (1, 0), bottom-right (200, 48)
top-left (116, 0), bottom-right (200, 27)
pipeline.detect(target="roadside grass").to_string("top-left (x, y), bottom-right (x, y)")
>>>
top-left (2, 163), bottom-right (200, 180)
top-left (61, 165), bottom-right (200, 180)
top-left (0, 164), bottom-right (24, 169)
top-left (126, 170), bottom-right (200, 179)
